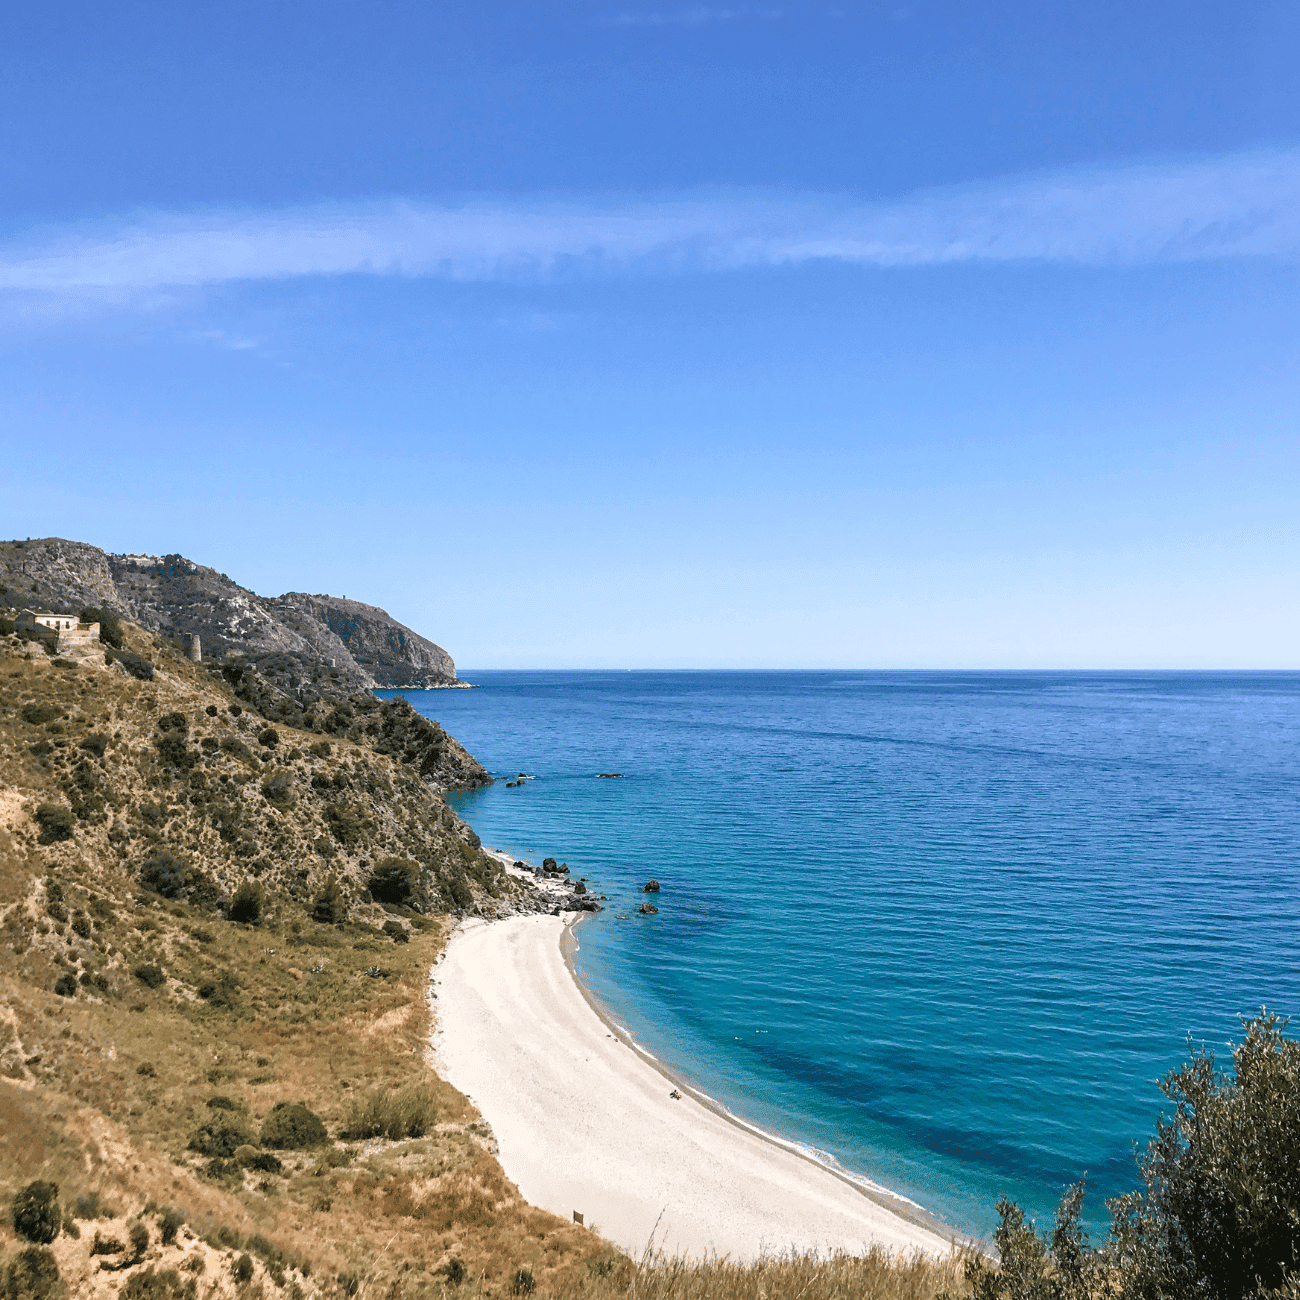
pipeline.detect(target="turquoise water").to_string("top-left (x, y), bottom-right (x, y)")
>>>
top-left (384, 672), bottom-right (1300, 1240)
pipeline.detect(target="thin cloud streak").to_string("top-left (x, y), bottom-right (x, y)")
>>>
top-left (2, 150), bottom-right (1299, 296)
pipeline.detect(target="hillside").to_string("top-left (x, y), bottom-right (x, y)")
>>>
top-left (0, 618), bottom-right (622, 1298)
top-left (0, 539), bottom-right (460, 693)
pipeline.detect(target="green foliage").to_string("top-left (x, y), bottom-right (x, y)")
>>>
top-left (34, 804), bottom-right (73, 844)
top-left (129, 1220), bottom-right (149, 1257)
top-left (154, 732), bottom-right (195, 769)
top-left (257, 727), bottom-right (279, 748)
top-left (0, 1246), bottom-right (61, 1300)
top-left (324, 802), bottom-right (369, 848)
top-left (71, 1190), bottom-right (116, 1220)
top-left (157, 712), bottom-right (188, 733)
top-left (80, 607), bottom-right (124, 650)
top-left (158, 1207), bottom-right (184, 1246)
top-left (368, 857), bottom-right (417, 905)
top-left (260, 1101), bottom-right (328, 1150)
top-left (110, 650), bottom-right (155, 680)
top-left (20, 704), bottom-right (61, 726)
top-left (196, 971), bottom-right (239, 1008)
top-left (511, 1266), bottom-right (536, 1295)
top-left (231, 1254), bottom-right (254, 1284)
top-left (260, 771), bottom-right (295, 809)
top-left (120, 1269), bottom-right (194, 1300)
top-left (228, 880), bottom-right (263, 925)
top-left (310, 878), bottom-right (346, 924)
top-left (90, 1232), bottom-right (124, 1255)
top-left (443, 1258), bottom-right (467, 1286)
top-left (340, 1084), bottom-right (437, 1141)
top-left (11, 1182), bottom-right (60, 1245)
top-left (133, 963), bottom-right (166, 989)
top-left (79, 732), bottom-right (110, 758)
top-left (52, 975), bottom-right (77, 998)
top-left (187, 1116), bottom-right (255, 1157)
top-left (139, 850), bottom-right (191, 899)
top-left (446, 870), bottom-right (474, 910)
top-left (381, 919), bottom-right (409, 943)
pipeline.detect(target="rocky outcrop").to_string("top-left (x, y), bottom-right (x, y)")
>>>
top-left (0, 539), bottom-right (462, 693)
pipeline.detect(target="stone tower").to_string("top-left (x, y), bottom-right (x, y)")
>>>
top-left (189, 634), bottom-right (202, 662)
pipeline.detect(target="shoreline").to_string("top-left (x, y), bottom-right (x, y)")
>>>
top-left (552, 914), bottom-right (962, 1247)
top-left (433, 878), bottom-right (965, 1260)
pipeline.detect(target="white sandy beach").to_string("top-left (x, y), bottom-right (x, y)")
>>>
top-left (431, 912), bottom-right (957, 1262)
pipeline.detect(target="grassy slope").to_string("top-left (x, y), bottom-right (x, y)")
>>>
top-left (0, 633), bottom-right (971, 1299)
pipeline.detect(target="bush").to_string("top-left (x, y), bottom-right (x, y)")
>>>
top-left (323, 803), bottom-right (369, 848)
top-left (11, 1182), bottom-right (59, 1244)
top-left (234, 1147), bottom-right (283, 1174)
top-left (20, 704), bottom-right (61, 726)
top-left (129, 1220), bottom-right (149, 1257)
top-left (79, 732), bottom-right (110, 758)
top-left (260, 1102), bottom-right (327, 1150)
top-left (196, 971), bottom-right (239, 1009)
top-left (187, 1117), bottom-right (255, 1158)
top-left (52, 975), bottom-right (77, 998)
top-left (965, 1010), bottom-right (1300, 1300)
top-left (310, 878), bottom-right (346, 925)
top-left (227, 880), bottom-right (263, 925)
top-left (368, 857), bottom-right (418, 905)
top-left (260, 772), bottom-right (295, 809)
top-left (340, 1085), bottom-right (437, 1141)
top-left (90, 1232), bottom-right (124, 1255)
top-left (70, 913), bottom-right (91, 938)
top-left (157, 712), bottom-right (187, 733)
top-left (34, 804), bottom-right (73, 844)
top-left (111, 650), bottom-right (155, 681)
top-left (206, 1096), bottom-right (238, 1112)
top-left (133, 963), bottom-right (166, 989)
top-left (139, 851), bottom-right (191, 899)
top-left (443, 1258), bottom-right (466, 1286)
top-left (257, 727), bottom-right (279, 748)
top-left (446, 871), bottom-right (473, 911)
top-left (511, 1267), bottom-right (536, 1295)
top-left (231, 1254), bottom-right (254, 1284)
top-left (80, 607), bottom-right (123, 650)
top-left (120, 1269), bottom-right (191, 1300)
top-left (154, 732), bottom-right (195, 769)
top-left (381, 919), bottom-right (409, 944)
top-left (71, 1190), bottom-right (116, 1220)
top-left (1, 1246), bottom-right (60, 1300)
top-left (158, 1207), bottom-right (184, 1246)
top-left (308, 741), bottom-right (331, 758)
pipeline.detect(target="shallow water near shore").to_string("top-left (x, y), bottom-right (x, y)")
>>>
top-left (386, 671), bottom-right (1300, 1239)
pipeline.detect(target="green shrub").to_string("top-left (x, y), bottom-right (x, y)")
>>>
top-left (196, 972), bottom-right (239, 1009)
top-left (446, 871), bottom-right (473, 910)
top-left (154, 733), bottom-right (195, 769)
top-left (234, 1147), bottom-right (283, 1174)
top-left (133, 963), bottom-right (165, 989)
top-left (368, 857), bottom-right (417, 905)
top-left (0, 616), bottom-right (14, 637)
top-left (511, 1266), bottom-right (536, 1295)
top-left (340, 1085), bottom-right (437, 1141)
top-left (323, 803), bottom-right (369, 848)
top-left (310, 878), bottom-right (346, 925)
top-left (20, 704), bottom-right (61, 726)
top-left (120, 1268), bottom-right (193, 1300)
top-left (91, 1231), bottom-right (124, 1255)
top-left (1, 1245), bottom-right (60, 1300)
top-left (158, 1207), bottom-right (184, 1245)
top-left (206, 1096), bottom-right (238, 1112)
top-left (34, 804), bottom-right (73, 844)
top-left (157, 711), bottom-right (187, 733)
top-left (227, 880), bottom-right (262, 925)
top-left (257, 727), bottom-right (279, 748)
top-left (231, 1254), bottom-right (254, 1283)
top-left (259, 1102), bottom-right (327, 1150)
top-left (70, 913), bottom-right (92, 938)
top-left (381, 919), bottom-right (409, 944)
top-left (260, 772), bottom-right (295, 809)
top-left (80, 607), bottom-right (124, 650)
top-left (11, 1182), bottom-right (59, 1244)
top-left (187, 1117), bottom-right (255, 1157)
top-left (71, 1190), bottom-right (116, 1220)
top-left (79, 732), bottom-right (110, 758)
top-left (129, 1220), bottom-right (149, 1257)
top-left (443, 1258), bottom-right (466, 1286)
top-left (139, 851), bottom-right (191, 899)
top-left (52, 975), bottom-right (77, 998)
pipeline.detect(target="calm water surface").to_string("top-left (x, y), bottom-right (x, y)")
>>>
top-left (383, 672), bottom-right (1300, 1238)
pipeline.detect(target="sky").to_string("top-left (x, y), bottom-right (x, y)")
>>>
top-left (2, 1), bottom-right (1298, 669)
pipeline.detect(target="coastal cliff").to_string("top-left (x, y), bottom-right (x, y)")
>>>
top-left (0, 538), bottom-right (460, 693)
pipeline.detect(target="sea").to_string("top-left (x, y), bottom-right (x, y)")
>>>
top-left (380, 671), bottom-right (1300, 1241)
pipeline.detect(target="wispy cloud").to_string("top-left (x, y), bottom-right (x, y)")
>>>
top-left (2, 149), bottom-right (1298, 301)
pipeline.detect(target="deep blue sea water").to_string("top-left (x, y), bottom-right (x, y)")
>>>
top-left (384, 672), bottom-right (1300, 1240)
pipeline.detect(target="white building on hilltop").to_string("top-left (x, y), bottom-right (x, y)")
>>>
top-left (15, 611), bottom-right (101, 654)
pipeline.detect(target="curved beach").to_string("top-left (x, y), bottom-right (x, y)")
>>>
top-left (431, 913), bottom-right (958, 1261)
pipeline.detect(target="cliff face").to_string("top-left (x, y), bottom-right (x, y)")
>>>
top-left (0, 538), bottom-right (460, 692)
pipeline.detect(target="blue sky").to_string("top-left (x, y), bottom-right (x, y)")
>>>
top-left (2, 1), bottom-right (1298, 668)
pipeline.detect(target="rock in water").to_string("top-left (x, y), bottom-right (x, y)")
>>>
top-left (643, 880), bottom-right (660, 892)
top-left (638, 902), bottom-right (659, 915)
